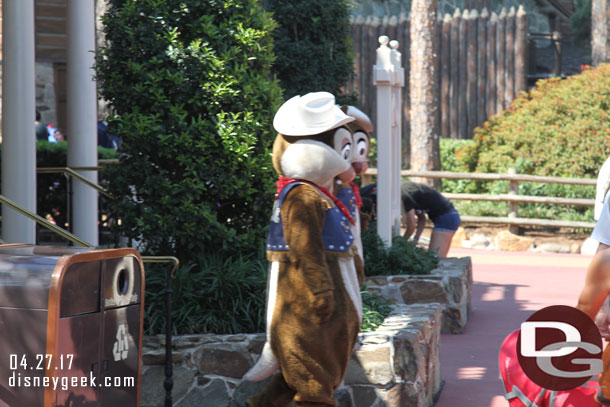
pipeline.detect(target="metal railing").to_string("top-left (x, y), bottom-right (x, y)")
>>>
top-left (363, 167), bottom-right (597, 230)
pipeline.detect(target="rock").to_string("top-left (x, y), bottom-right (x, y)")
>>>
top-left (141, 365), bottom-right (196, 407)
top-left (533, 243), bottom-right (571, 253)
top-left (570, 243), bottom-right (581, 254)
top-left (493, 230), bottom-right (533, 251)
top-left (400, 280), bottom-right (448, 304)
top-left (231, 376), bottom-right (273, 407)
top-left (581, 237), bottom-right (600, 255)
top-left (193, 344), bottom-right (251, 379)
top-left (450, 227), bottom-right (467, 248)
top-left (175, 379), bottom-right (231, 407)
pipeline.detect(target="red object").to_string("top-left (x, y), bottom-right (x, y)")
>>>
top-left (499, 329), bottom-right (600, 407)
top-left (276, 177), bottom-right (355, 224)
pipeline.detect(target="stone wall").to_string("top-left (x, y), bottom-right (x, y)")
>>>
top-left (364, 257), bottom-right (472, 334)
top-left (141, 303), bottom-right (442, 407)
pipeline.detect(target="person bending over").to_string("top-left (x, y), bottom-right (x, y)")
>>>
top-left (401, 181), bottom-right (460, 258)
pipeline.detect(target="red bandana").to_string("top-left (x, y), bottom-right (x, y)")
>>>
top-left (276, 177), bottom-right (355, 224)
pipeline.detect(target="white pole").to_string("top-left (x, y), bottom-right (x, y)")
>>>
top-left (2, 0), bottom-right (36, 244)
top-left (67, 0), bottom-right (99, 246)
top-left (373, 36), bottom-right (404, 247)
top-left (390, 40), bottom-right (404, 237)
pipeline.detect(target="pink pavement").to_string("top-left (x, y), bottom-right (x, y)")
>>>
top-left (434, 248), bottom-right (595, 407)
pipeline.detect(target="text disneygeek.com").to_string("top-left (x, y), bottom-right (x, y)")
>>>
top-left (8, 354), bottom-right (134, 390)
top-left (9, 372), bottom-right (136, 391)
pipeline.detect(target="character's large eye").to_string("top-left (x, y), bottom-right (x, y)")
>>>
top-left (341, 143), bottom-right (351, 160)
top-left (353, 131), bottom-right (369, 160)
top-left (333, 127), bottom-right (353, 162)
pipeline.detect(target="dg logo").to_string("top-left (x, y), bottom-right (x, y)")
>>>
top-left (517, 305), bottom-right (603, 391)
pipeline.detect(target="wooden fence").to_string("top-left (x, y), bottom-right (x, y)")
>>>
top-left (346, 6), bottom-right (529, 148)
top-left (362, 168), bottom-right (597, 230)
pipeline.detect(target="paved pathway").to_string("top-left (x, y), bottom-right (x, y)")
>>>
top-left (434, 248), bottom-right (594, 407)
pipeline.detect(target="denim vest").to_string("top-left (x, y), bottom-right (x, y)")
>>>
top-left (335, 183), bottom-right (358, 220)
top-left (267, 182), bottom-right (354, 253)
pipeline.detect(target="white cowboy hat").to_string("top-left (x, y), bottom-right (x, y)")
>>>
top-left (273, 92), bottom-right (355, 136)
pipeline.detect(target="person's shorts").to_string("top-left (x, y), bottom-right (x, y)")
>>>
top-left (431, 209), bottom-right (461, 232)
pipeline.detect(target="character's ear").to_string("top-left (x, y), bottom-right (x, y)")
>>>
top-left (272, 134), bottom-right (291, 176)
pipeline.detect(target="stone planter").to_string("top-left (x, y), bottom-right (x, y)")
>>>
top-left (364, 257), bottom-right (472, 334)
top-left (141, 303), bottom-right (442, 407)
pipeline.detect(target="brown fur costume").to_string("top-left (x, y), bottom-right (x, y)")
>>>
top-left (246, 132), bottom-right (362, 407)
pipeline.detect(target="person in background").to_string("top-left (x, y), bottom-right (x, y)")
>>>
top-left (35, 110), bottom-right (47, 140)
top-left (401, 180), bottom-right (460, 258)
top-left (595, 156), bottom-right (610, 221)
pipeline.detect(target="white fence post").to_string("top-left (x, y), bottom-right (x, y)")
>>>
top-left (373, 36), bottom-right (405, 248)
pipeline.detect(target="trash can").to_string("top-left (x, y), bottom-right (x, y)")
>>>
top-left (0, 245), bottom-right (145, 407)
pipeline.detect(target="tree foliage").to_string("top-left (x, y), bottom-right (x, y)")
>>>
top-left (96, 0), bottom-right (283, 263)
top-left (266, 0), bottom-right (354, 101)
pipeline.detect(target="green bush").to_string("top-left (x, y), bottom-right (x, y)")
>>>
top-left (266, 0), bottom-right (355, 102)
top-left (96, 0), bottom-right (283, 262)
top-left (362, 225), bottom-right (438, 276)
top-left (360, 289), bottom-right (393, 332)
top-left (441, 65), bottom-right (610, 221)
top-left (145, 253), bottom-right (268, 335)
top-left (146, 253), bottom-right (397, 335)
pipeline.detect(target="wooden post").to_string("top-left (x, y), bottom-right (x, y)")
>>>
top-left (410, 0), bottom-right (440, 186)
top-left (505, 7), bottom-right (516, 108)
top-left (440, 14), bottom-right (451, 139)
top-left (508, 167), bottom-right (520, 234)
top-left (450, 9), bottom-right (460, 139)
top-left (496, 8), bottom-right (506, 113)
top-left (487, 12), bottom-right (497, 119)
top-left (477, 8), bottom-right (488, 125)
top-left (458, 10), bottom-right (468, 139)
top-left (350, 16), bottom-right (363, 96)
top-left (592, 0), bottom-right (610, 66)
top-left (515, 6), bottom-right (528, 95)
top-left (466, 9), bottom-right (478, 138)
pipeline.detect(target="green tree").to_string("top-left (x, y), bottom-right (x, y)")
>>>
top-left (266, 0), bottom-right (354, 101)
top-left (96, 0), bottom-right (283, 264)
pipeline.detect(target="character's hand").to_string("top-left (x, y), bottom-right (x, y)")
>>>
top-left (312, 290), bottom-right (335, 324)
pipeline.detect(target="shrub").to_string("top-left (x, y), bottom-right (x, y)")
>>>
top-left (362, 225), bottom-right (438, 276)
top-left (145, 253), bottom-right (268, 335)
top-left (266, 0), bottom-right (355, 102)
top-left (96, 0), bottom-right (283, 263)
top-left (360, 289), bottom-right (393, 332)
top-left (445, 65), bottom-right (610, 221)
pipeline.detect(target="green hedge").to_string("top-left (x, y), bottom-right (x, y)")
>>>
top-left (440, 64), bottom-right (610, 221)
top-left (96, 0), bottom-right (283, 264)
top-left (362, 224), bottom-right (438, 276)
top-left (266, 0), bottom-right (355, 103)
